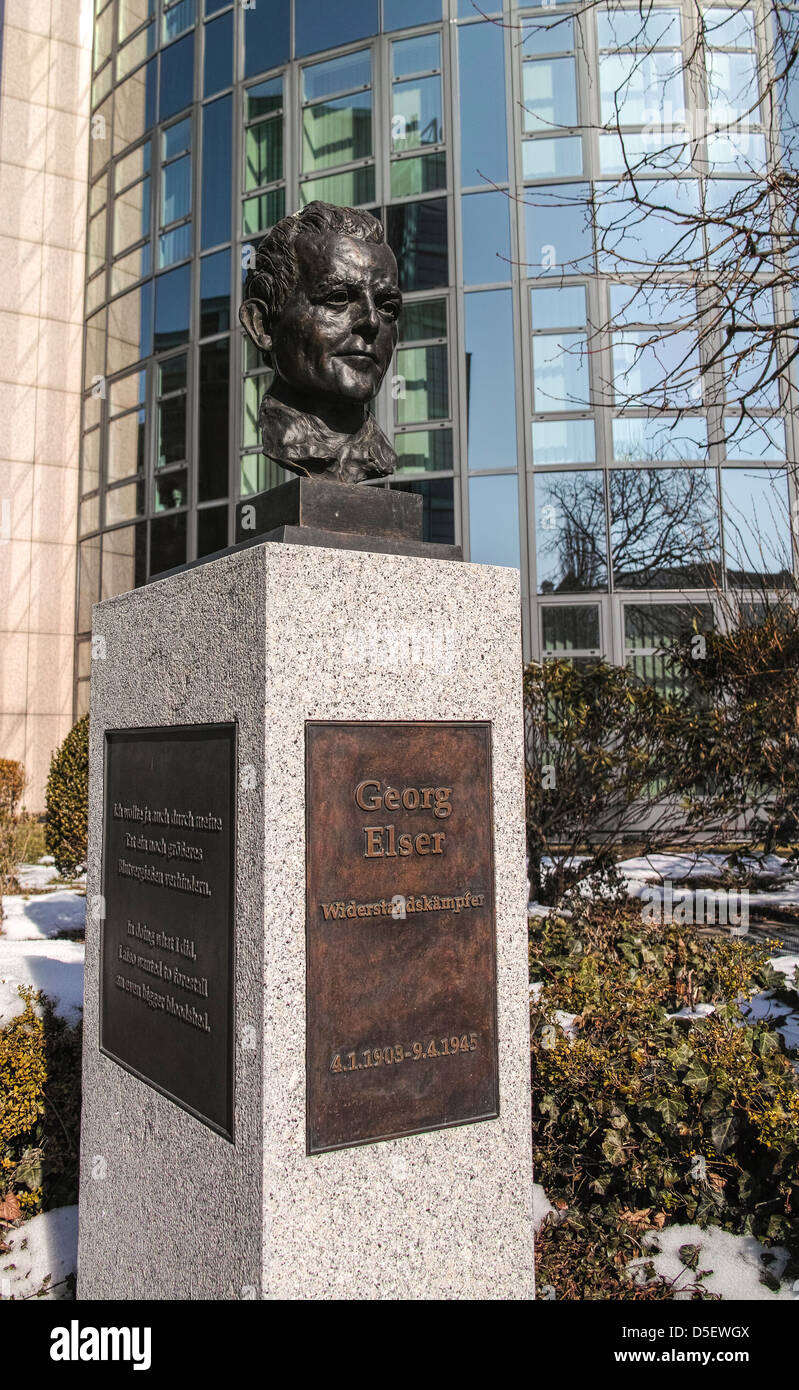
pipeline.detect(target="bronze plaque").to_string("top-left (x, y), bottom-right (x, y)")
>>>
top-left (100, 724), bottom-right (236, 1140)
top-left (305, 721), bottom-right (498, 1154)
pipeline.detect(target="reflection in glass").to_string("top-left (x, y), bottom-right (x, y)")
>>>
top-left (154, 468), bottom-right (188, 512)
top-left (200, 249), bottom-right (230, 337)
top-left (623, 601), bottom-right (714, 693)
top-left (542, 605), bottom-right (601, 651)
top-left (302, 50), bottom-right (371, 102)
top-left (113, 64), bottom-right (156, 155)
top-left (150, 512), bottom-right (187, 576)
top-left (85, 308), bottom-right (107, 387)
top-left (106, 479), bottom-right (145, 525)
top-left (464, 291), bottom-right (516, 470)
top-left (533, 333), bottom-right (589, 412)
top-left (247, 77), bottom-right (282, 120)
top-left (108, 409), bottom-right (146, 483)
top-left (396, 345), bottom-right (448, 425)
top-left (204, 10), bottom-right (232, 97)
top-left (158, 395), bottom-right (186, 468)
top-left (392, 35), bottom-right (440, 79)
top-left (243, 373), bottom-right (266, 450)
top-left (525, 184), bottom-right (592, 276)
top-left (610, 467), bottom-right (720, 588)
top-left (302, 93), bottom-right (372, 172)
top-left (394, 429), bottom-right (452, 473)
top-left (202, 96), bottom-right (232, 249)
top-left (107, 282), bottom-right (153, 373)
top-left (401, 300), bottom-right (446, 342)
top-left (469, 475), bottom-right (520, 568)
top-left (596, 180), bottom-right (702, 271)
top-left (243, 188), bottom-right (286, 236)
top-left (295, 0), bottom-right (378, 60)
top-left (154, 265), bottom-right (190, 352)
top-left (81, 429), bottom-right (101, 495)
top-left (459, 22), bottom-right (507, 185)
top-left (612, 416), bottom-right (708, 461)
top-left (160, 33), bottom-right (194, 121)
top-left (596, 8), bottom-right (681, 49)
top-left (521, 16), bottom-right (575, 55)
top-left (160, 354), bottom-right (187, 396)
top-left (721, 468), bottom-right (793, 585)
top-left (390, 152), bottom-right (446, 197)
top-left (532, 418), bottom-right (595, 466)
top-left (299, 168), bottom-right (375, 208)
top-left (101, 523), bottom-right (147, 599)
top-left (78, 538), bottom-right (101, 633)
top-left (462, 192), bottom-right (511, 285)
top-left (523, 137), bottom-right (582, 178)
top-left (531, 285), bottom-right (586, 329)
top-left (723, 417), bottom-right (786, 461)
top-left (110, 370), bottom-right (146, 416)
top-left (392, 76), bottom-right (443, 152)
top-left (385, 0), bottom-right (441, 32)
top-left (599, 51), bottom-right (683, 125)
top-left (535, 470), bottom-right (608, 593)
top-left (243, 0), bottom-right (289, 78)
top-left (706, 51), bottom-right (759, 125)
top-left (523, 57), bottom-right (577, 132)
top-left (199, 339), bottom-right (229, 501)
top-left (246, 115), bottom-right (283, 190)
top-left (113, 177), bottom-right (150, 257)
top-left (159, 223), bottom-right (191, 269)
top-left (612, 329), bottom-right (700, 409)
top-left (163, 0), bottom-right (195, 44)
top-left (386, 198), bottom-right (448, 290)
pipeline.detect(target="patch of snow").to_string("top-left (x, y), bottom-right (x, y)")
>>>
top-left (39, 855), bottom-right (55, 865)
top-left (0, 940), bottom-right (85, 1026)
top-left (629, 1223), bottom-right (794, 1300)
top-left (667, 1003), bottom-right (715, 1022)
top-left (0, 1206), bottom-right (78, 1300)
top-left (15, 862), bottom-right (59, 891)
top-left (532, 1184), bottom-right (556, 1234)
top-left (552, 1009), bottom-right (580, 1040)
top-left (1, 888), bottom-right (86, 941)
top-left (769, 953), bottom-right (799, 986)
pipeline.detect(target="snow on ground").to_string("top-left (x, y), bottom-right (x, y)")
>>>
top-left (532, 1184), bottom-right (556, 1234)
top-left (628, 1223), bottom-right (795, 1300)
top-left (0, 1206), bottom-right (78, 1300)
top-left (1, 888), bottom-right (86, 941)
top-left (0, 939), bottom-right (85, 1026)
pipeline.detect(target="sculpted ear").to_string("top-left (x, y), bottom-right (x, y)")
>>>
top-left (239, 298), bottom-right (272, 352)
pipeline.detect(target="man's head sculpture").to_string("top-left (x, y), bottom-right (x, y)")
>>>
top-left (239, 201), bottom-right (403, 484)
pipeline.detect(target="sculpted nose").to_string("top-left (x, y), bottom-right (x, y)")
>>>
top-left (354, 293), bottom-right (380, 338)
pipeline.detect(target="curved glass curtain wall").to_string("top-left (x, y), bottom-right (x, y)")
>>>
top-left (77, 0), bottom-right (798, 713)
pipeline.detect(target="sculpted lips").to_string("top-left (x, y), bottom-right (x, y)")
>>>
top-left (336, 349), bottom-right (379, 362)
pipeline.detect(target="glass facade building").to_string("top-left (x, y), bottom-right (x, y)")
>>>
top-left (76, 0), bottom-right (799, 714)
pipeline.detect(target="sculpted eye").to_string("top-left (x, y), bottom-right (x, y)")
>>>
top-left (325, 290), bottom-right (349, 307)
top-left (378, 299), bottom-right (400, 321)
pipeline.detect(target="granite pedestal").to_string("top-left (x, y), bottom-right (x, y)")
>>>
top-left (77, 539), bottom-right (534, 1300)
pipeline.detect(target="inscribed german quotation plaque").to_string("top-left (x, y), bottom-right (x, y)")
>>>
top-left (100, 725), bottom-right (236, 1139)
top-left (305, 721), bottom-right (499, 1154)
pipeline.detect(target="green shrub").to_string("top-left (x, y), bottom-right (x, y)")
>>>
top-left (531, 904), bottom-right (799, 1298)
top-left (0, 760), bottom-right (28, 914)
top-left (45, 715), bottom-right (89, 878)
top-left (0, 989), bottom-right (82, 1216)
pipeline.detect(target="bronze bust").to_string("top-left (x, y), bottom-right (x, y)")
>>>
top-left (239, 202), bottom-right (403, 485)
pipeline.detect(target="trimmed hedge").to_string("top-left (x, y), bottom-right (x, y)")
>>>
top-left (45, 715), bottom-right (89, 878)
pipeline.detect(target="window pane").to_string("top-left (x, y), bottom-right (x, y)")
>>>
top-left (81, 429), bottom-right (101, 494)
top-left (525, 184), bottom-right (592, 276)
top-left (535, 470), bottom-right (608, 592)
top-left (722, 468), bottom-right (793, 584)
top-left (462, 191), bottom-right (510, 285)
top-left (523, 136), bottom-right (582, 179)
top-left (243, 187), bottom-right (286, 235)
top-left (247, 77), bottom-right (282, 120)
top-left (154, 468), bottom-right (188, 511)
top-left (390, 478), bottom-right (454, 544)
top-left (107, 282), bottom-right (153, 371)
top-left (464, 291), bottom-right (516, 470)
top-left (295, 1), bottom-right (378, 60)
top-left (113, 63), bottom-right (156, 153)
top-left (163, 0), bottom-right (195, 43)
top-left (302, 93), bottom-right (372, 172)
top-left (624, 603), bottom-right (713, 648)
top-left (78, 537), bottom-right (101, 633)
top-left (612, 416), bottom-right (708, 461)
top-left (204, 10), bottom-right (233, 97)
top-left (392, 75), bottom-right (443, 152)
top-left (533, 333), bottom-right (589, 411)
top-left (723, 417), bottom-right (786, 461)
top-left (116, 23), bottom-right (156, 82)
top-left (245, 116), bottom-right (283, 190)
top-left (394, 429), bottom-right (452, 473)
top-left (532, 418), bottom-right (595, 466)
top-left (160, 33), bottom-right (194, 121)
top-left (197, 504), bottom-right (229, 557)
top-left (392, 34), bottom-right (440, 79)
top-left (200, 249), bottom-right (230, 336)
top-left (521, 16), bottom-right (575, 55)
top-left (154, 264), bottom-right (191, 351)
top-left (610, 467), bottom-right (719, 588)
top-left (542, 605), bottom-right (600, 652)
top-left (386, 198), bottom-right (448, 290)
top-left (459, 22), bottom-right (507, 184)
top-left (596, 8), bottom-right (681, 49)
top-left (531, 285), bottom-right (586, 329)
top-left (612, 329), bottom-right (699, 409)
top-left (158, 395), bottom-right (186, 467)
top-left (80, 492), bottom-right (100, 537)
top-left (390, 152), bottom-right (446, 197)
top-left (385, 0), bottom-right (441, 33)
top-left (299, 167), bottom-right (375, 208)
top-left (469, 475), bottom-right (520, 567)
top-left (102, 523), bottom-right (147, 598)
top-left (705, 7), bottom-right (756, 48)
top-left (159, 222), bottom-right (191, 268)
top-left (116, 140), bottom-right (151, 193)
top-left (707, 51), bottom-right (759, 124)
top-left (85, 307), bottom-right (107, 386)
top-left (243, 0), bottom-right (289, 78)
top-left (159, 353), bottom-right (187, 395)
top-left (596, 180), bottom-right (702, 271)
top-left (400, 299), bottom-right (447, 341)
top-left (106, 479), bottom-right (145, 525)
top-left (163, 117), bottom-right (191, 161)
top-left (599, 51), bottom-right (684, 125)
top-left (523, 58), bottom-right (577, 132)
top-left (150, 512), bottom-right (187, 576)
top-left (110, 369), bottom-right (146, 415)
top-left (395, 345), bottom-right (448, 424)
top-left (198, 339), bottom-right (229, 501)
top-left (119, 0), bottom-right (156, 45)
top-left (302, 50), bottom-right (372, 102)
top-left (113, 177), bottom-right (150, 256)
top-left (162, 154), bottom-right (191, 224)
top-left (107, 409), bottom-right (146, 483)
